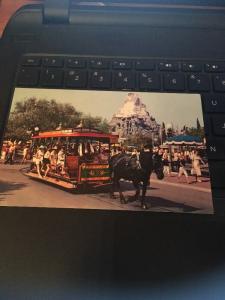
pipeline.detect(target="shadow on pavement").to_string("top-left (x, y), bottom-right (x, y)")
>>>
top-left (0, 180), bottom-right (27, 200)
top-left (130, 196), bottom-right (199, 212)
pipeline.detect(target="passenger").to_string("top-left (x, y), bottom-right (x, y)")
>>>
top-left (83, 142), bottom-right (95, 162)
top-left (57, 148), bottom-right (66, 174)
top-left (30, 147), bottom-right (37, 171)
top-left (97, 148), bottom-right (109, 164)
top-left (43, 147), bottom-right (51, 178)
top-left (50, 146), bottom-right (58, 169)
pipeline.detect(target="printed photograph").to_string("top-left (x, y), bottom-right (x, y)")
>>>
top-left (0, 88), bottom-right (213, 214)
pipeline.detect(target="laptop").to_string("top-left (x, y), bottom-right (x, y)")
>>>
top-left (1, 0), bottom-right (225, 296)
top-left (0, 0), bottom-right (225, 217)
top-left (0, 1), bottom-right (225, 215)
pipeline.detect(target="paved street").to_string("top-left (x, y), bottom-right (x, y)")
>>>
top-left (0, 164), bottom-right (213, 214)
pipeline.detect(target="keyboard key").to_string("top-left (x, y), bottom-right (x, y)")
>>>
top-left (205, 63), bottom-right (225, 73)
top-left (112, 60), bottom-right (132, 70)
top-left (209, 161), bottom-right (225, 188)
top-left (43, 57), bottom-right (64, 67)
top-left (89, 59), bottom-right (109, 69)
top-left (188, 74), bottom-right (210, 91)
top-left (66, 58), bottom-right (86, 68)
top-left (139, 72), bottom-right (160, 90)
top-left (182, 63), bottom-right (202, 72)
top-left (212, 189), bottom-right (225, 199)
top-left (113, 71), bottom-right (135, 89)
top-left (22, 56), bottom-right (41, 66)
top-left (135, 60), bottom-right (155, 70)
top-left (202, 94), bottom-right (225, 113)
top-left (159, 62), bottom-right (179, 71)
top-left (40, 69), bottom-right (63, 87)
top-left (213, 75), bottom-right (225, 92)
top-left (163, 73), bottom-right (185, 91)
top-left (206, 138), bottom-right (225, 160)
top-left (212, 115), bottom-right (225, 135)
top-left (90, 71), bottom-right (111, 88)
top-left (65, 70), bottom-right (87, 88)
top-left (17, 68), bottom-right (39, 86)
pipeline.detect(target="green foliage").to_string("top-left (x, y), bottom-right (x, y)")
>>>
top-left (5, 97), bottom-right (110, 141)
top-left (161, 122), bottom-right (166, 143)
top-left (124, 135), bottom-right (153, 148)
top-left (186, 126), bottom-right (205, 139)
top-left (82, 115), bottom-right (110, 133)
top-left (196, 118), bottom-right (201, 130)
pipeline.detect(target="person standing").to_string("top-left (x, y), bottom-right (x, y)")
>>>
top-left (139, 144), bottom-right (153, 209)
top-left (192, 150), bottom-right (205, 183)
top-left (177, 154), bottom-right (189, 184)
top-left (21, 145), bottom-right (29, 164)
top-left (162, 150), bottom-right (171, 176)
top-left (172, 150), bottom-right (179, 172)
top-left (4, 142), bottom-right (15, 165)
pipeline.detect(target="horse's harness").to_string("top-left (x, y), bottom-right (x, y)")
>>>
top-left (112, 154), bottom-right (142, 171)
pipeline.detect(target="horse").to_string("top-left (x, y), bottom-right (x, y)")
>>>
top-left (109, 152), bottom-right (164, 209)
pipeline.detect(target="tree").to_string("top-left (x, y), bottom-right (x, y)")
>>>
top-left (167, 127), bottom-right (173, 137)
top-left (124, 135), bottom-right (153, 148)
top-left (5, 98), bottom-right (110, 141)
top-left (186, 126), bottom-right (204, 139)
top-left (181, 125), bottom-right (186, 134)
top-left (196, 118), bottom-right (201, 130)
top-left (161, 122), bottom-right (166, 143)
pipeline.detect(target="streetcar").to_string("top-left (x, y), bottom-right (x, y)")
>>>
top-left (25, 128), bottom-right (118, 190)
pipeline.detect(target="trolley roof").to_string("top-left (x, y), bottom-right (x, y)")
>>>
top-left (32, 128), bottom-right (117, 140)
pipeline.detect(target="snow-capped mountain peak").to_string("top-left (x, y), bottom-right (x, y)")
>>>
top-left (115, 93), bottom-right (149, 118)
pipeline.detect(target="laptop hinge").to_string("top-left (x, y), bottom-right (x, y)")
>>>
top-left (43, 0), bottom-right (70, 24)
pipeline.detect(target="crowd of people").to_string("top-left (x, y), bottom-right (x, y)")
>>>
top-left (116, 146), bottom-right (207, 184)
top-left (1, 141), bottom-right (24, 164)
top-left (1, 140), bottom-right (207, 183)
top-left (160, 148), bottom-right (206, 183)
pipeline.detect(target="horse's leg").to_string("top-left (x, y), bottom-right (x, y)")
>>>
top-left (141, 171), bottom-right (152, 209)
top-left (110, 177), bottom-right (116, 199)
top-left (117, 180), bottom-right (126, 204)
top-left (133, 180), bottom-right (140, 202)
top-left (141, 179), bottom-right (148, 209)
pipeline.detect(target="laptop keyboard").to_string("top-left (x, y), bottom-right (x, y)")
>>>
top-left (17, 56), bottom-right (225, 92)
top-left (16, 55), bottom-right (225, 192)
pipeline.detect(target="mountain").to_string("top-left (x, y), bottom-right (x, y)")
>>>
top-left (109, 93), bottom-right (160, 142)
